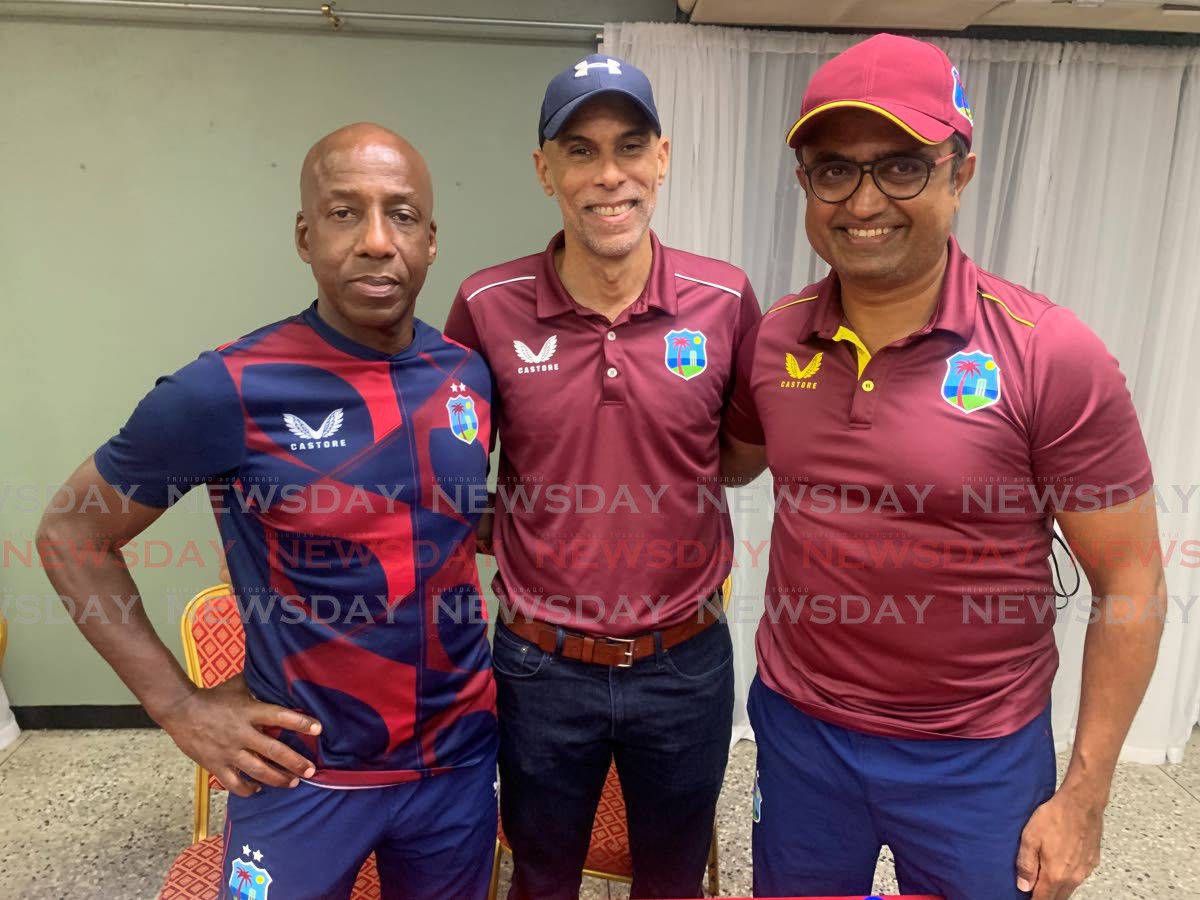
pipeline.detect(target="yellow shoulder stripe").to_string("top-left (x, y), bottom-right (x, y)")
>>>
top-left (765, 294), bottom-right (819, 316)
top-left (980, 292), bottom-right (1035, 329)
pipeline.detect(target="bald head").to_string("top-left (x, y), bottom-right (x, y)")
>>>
top-left (300, 122), bottom-right (433, 216)
top-left (294, 122), bottom-right (439, 355)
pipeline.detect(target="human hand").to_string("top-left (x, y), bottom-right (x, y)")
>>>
top-left (158, 674), bottom-right (322, 797)
top-left (1015, 783), bottom-right (1104, 899)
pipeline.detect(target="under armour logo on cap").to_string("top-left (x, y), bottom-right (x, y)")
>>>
top-left (575, 57), bottom-right (622, 78)
top-left (539, 53), bottom-right (660, 145)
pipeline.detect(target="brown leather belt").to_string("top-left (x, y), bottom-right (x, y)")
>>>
top-left (500, 598), bottom-right (721, 668)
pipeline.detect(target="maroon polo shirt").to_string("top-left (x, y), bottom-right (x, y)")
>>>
top-left (446, 231), bottom-right (761, 636)
top-left (725, 237), bottom-right (1153, 739)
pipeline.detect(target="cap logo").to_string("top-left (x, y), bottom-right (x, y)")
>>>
top-left (575, 58), bottom-right (621, 78)
top-left (951, 67), bottom-right (973, 123)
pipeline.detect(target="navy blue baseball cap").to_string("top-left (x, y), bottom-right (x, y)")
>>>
top-left (538, 54), bottom-right (661, 145)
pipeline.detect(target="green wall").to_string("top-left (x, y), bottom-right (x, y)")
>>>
top-left (0, 4), bottom-right (670, 707)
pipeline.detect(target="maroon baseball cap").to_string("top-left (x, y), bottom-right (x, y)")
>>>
top-left (787, 33), bottom-right (973, 150)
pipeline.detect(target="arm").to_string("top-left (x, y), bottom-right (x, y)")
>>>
top-left (476, 490), bottom-right (496, 555)
top-left (1016, 495), bottom-right (1166, 898)
top-left (38, 457), bottom-right (322, 796)
top-left (720, 430), bottom-right (767, 485)
top-left (446, 284), bottom-right (502, 551)
top-left (720, 285), bottom-right (767, 485)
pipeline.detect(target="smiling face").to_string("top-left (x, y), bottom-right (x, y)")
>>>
top-left (797, 108), bottom-right (974, 292)
top-left (533, 94), bottom-right (669, 260)
top-left (295, 124), bottom-right (436, 351)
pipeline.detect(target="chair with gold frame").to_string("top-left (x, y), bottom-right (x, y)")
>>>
top-left (159, 584), bottom-right (381, 899)
top-left (487, 578), bottom-right (731, 899)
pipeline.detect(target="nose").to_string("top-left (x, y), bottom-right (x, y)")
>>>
top-left (594, 152), bottom-right (626, 191)
top-left (356, 209), bottom-right (395, 258)
top-left (843, 169), bottom-right (890, 219)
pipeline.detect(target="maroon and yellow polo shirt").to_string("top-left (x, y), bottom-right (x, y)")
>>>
top-left (725, 237), bottom-right (1152, 739)
top-left (445, 231), bottom-right (761, 636)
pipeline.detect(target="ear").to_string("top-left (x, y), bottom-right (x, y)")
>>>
top-left (795, 165), bottom-right (810, 197)
top-left (952, 152), bottom-right (977, 199)
top-left (533, 148), bottom-right (555, 197)
top-left (295, 211), bottom-right (311, 263)
top-left (427, 218), bottom-right (438, 266)
top-left (655, 135), bottom-right (670, 185)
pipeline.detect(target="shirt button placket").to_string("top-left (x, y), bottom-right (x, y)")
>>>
top-left (849, 360), bottom-right (889, 427)
top-left (602, 327), bottom-right (625, 404)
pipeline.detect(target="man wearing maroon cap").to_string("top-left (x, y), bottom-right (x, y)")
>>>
top-left (444, 54), bottom-right (761, 899)
top-left (723, 34), bottom-right (1165, 900)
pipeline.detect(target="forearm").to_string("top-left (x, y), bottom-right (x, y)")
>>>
top-left (37, 523), bottom-right (196, 722)
top-left (1062, 574), bottom-right (1167, 804)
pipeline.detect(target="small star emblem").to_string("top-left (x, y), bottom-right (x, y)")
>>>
top-left (253, 849), bottom-right (264, 862)
top-left (242, 844), bottom-right (251, 857)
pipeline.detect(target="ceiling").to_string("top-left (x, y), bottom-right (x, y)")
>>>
top-left (678, 0), bottom-right (1200, 34)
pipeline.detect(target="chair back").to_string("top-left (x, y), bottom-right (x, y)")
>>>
top-left (182, 585), bottom-right (244, 689)
top-left (582, 762), bottom-right (633, 879)
top-left (180, 584), bottom-right (243, 842)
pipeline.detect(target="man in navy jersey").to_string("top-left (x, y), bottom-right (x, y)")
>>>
top-left (37, 123), bottom-right (499, 899)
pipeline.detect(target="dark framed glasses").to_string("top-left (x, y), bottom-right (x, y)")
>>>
top-left (801, 151), bottom-right (958, 203)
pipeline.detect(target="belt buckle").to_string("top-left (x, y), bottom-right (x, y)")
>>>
top-left (607, 636), bottom-right (636, 668)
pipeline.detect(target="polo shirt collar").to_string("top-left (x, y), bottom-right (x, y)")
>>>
top-left (802, 236), bottom-right (979, 344)
top-left (535, 230), bottom-right (679, 320)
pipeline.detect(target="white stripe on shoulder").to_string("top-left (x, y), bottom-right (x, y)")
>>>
top-left (674, 273), bottom-right (741, 298)
top-left (465, 275), bottom-right (536, 303)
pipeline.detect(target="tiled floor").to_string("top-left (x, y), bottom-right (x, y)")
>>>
top-left (0, 728), bottom-right (1198, 898)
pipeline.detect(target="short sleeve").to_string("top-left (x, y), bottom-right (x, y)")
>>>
top-left (1026, 307), bottom-right (1153, 509)
top-left (721, 318), bottom-right (765, 445)
top-left (726, 276), bottom-right (763, 398)
top-left (444, 286), bottom-right (484, 355)
top-left (443, 286), bottom-right (499, 453)
top-left (94, 352), bottom-right (246, 508)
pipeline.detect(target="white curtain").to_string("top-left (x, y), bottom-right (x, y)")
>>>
top-left (603, 22), bottom-right (1200, 763)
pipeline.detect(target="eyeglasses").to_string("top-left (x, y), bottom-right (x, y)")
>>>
top-left (801, 151), bottom-right (958, 203)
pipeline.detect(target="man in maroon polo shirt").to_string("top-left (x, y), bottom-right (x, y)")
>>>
top-left (722, 34), bottom-right (1165, 900)
top-left (444, 54), bottom-right (761, 900)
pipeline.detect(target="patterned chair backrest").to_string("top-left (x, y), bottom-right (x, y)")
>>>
top-left (180, 584), bottom-right (245, 837)
top-left (584, 762), bottom-right (633, 878)
top-left (182, 586), bottom-right (244, 689)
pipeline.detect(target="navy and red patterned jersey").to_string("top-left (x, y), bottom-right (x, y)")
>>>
top-left (95, 304), bottom-right (496, 786)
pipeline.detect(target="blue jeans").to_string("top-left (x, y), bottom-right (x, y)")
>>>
top-left (493, 618), bottom-right (734, 900)
top-left (749, 675), bottom-right (1056, 900)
